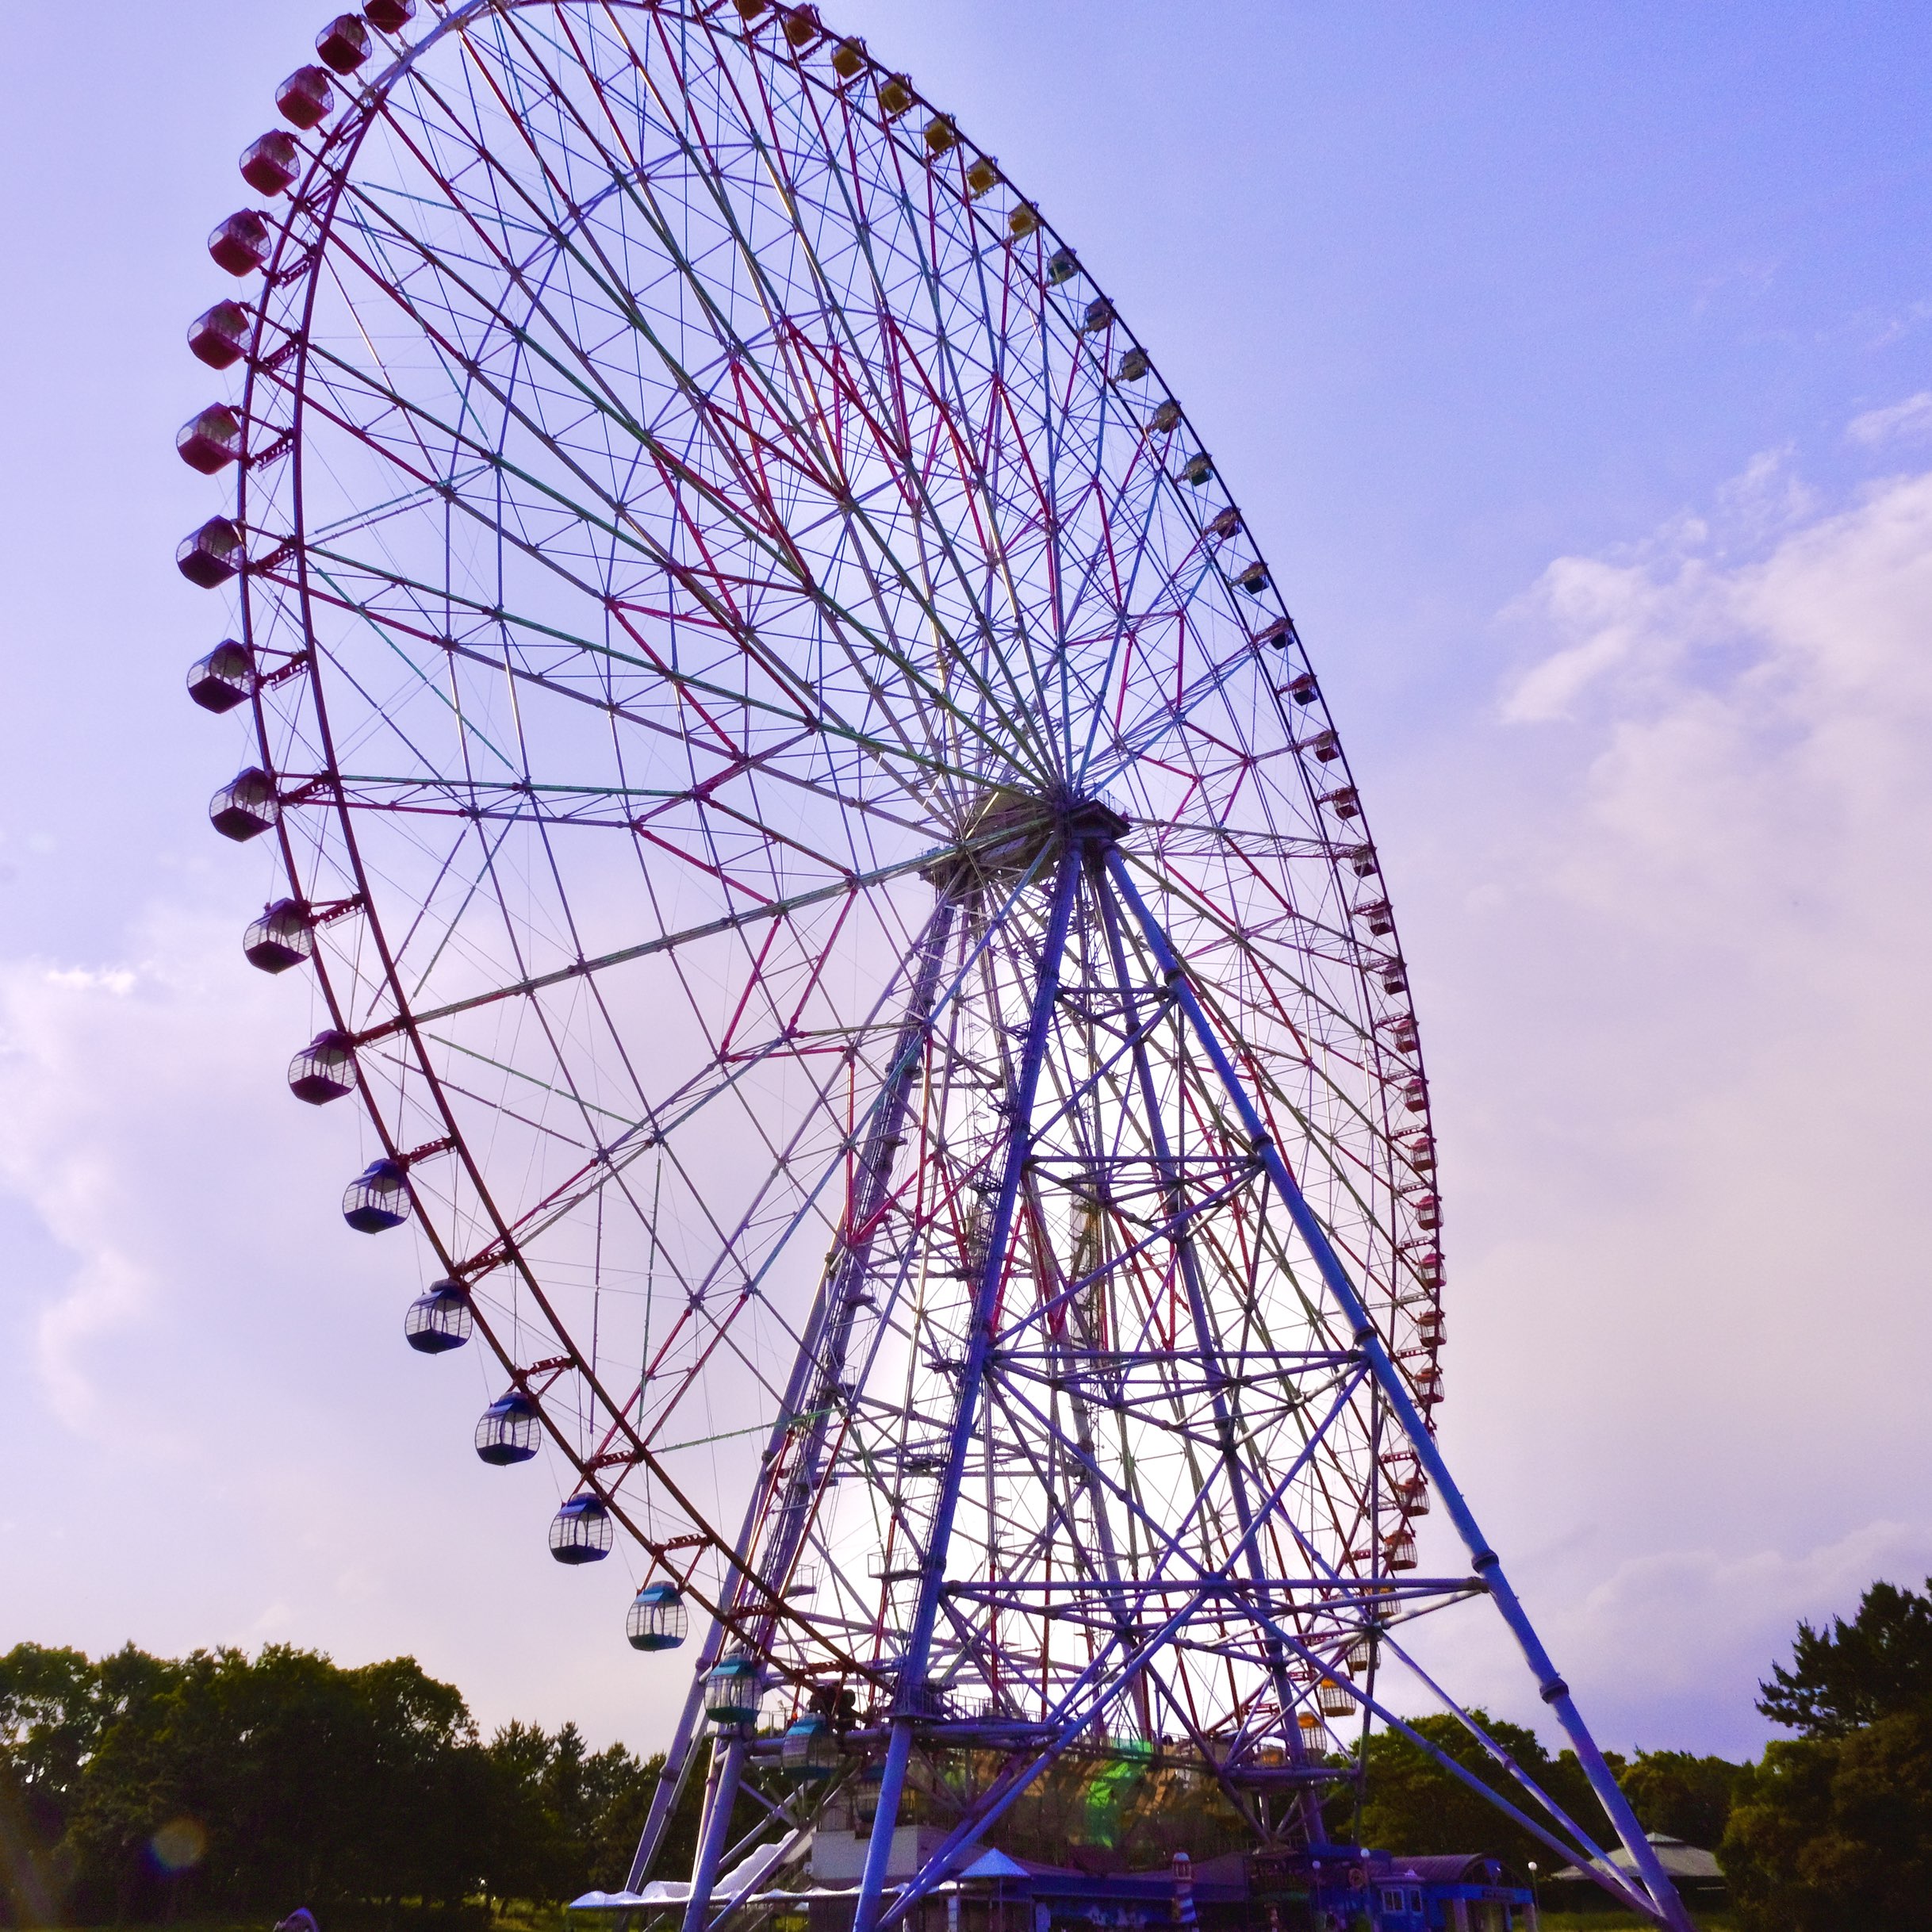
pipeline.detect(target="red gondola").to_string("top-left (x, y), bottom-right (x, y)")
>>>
top-left (209, 769), bottom-right (280, 842)
top-left (208, 210), bottom-right (270, 277)
top-left (243, 899), bottom-right (312, 974)
top-left (240, 131), bottom-right (301, 196)
top-left (316, 15), bottom-right (372, 75)
top-left (187, 641), bottom-right (255, 715)
top-left (177, 406), bottom-right (243, 475)
top-left (177, 518), bottom-right (243, 588)
top-left (275, 65), bottom-right (335, 128)
top-left (188, 301), bottom-right (251, 369)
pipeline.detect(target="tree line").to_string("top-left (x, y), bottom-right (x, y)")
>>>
top-left (0, 1643), bottom-right (707, 1928)
top-left (1356, 1573), bottom-right (1932, 1930)
top-left (5, 1577), bottom-right (1929, 1930)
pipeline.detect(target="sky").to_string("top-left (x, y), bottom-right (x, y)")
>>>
top-left (2, 0), bottom-right (1931, 1770)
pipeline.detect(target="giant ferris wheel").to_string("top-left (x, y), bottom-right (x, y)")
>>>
top-left (175, 5), bottom-right (1692, 1928)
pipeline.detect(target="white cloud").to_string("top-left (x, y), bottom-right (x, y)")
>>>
top-left (1380, 454), bottom-right (1932, 1758)
top-left (0, 908), bottom-right (691, 1750)
top-left (1846, 390), bottom-right (1932, 445)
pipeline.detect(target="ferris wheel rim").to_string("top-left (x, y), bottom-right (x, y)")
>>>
top-left (214, 0), bottom-right (1440, 1687)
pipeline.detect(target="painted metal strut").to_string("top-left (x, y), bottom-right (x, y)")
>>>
top-left (667, 903), bottom-right (962, 1932)
top-left (1098, 846), bottom-right (1696, 1932)
top-left (849, 841), bottom-right (1086, 1932)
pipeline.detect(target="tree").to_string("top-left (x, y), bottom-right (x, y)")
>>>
top-left (1620, 1750), bottom-right (1745, 1849)
top-left (0, 1642), bottom-right (186, 1925)
top-left (1757, 1577), bottom-right (1932, 1738)
top-left (1721, 1708), bottom-right (1932, 1931)
top-left (0, 1640), bottom-right (674, 1927)
top-left (1351, 1712), bottom-right (1612, 1873)
top-left (1717, 1574), bottom-right (1932, 1930)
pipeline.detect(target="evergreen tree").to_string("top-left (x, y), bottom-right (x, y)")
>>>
top-left (1756, 1577), bottom-right (1932, 1738)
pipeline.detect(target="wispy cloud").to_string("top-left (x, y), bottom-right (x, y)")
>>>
top-left (1383, 451), bottom-right (1932, 1754)
top-left (0, 908), bottom-right (692, 1748)
top-left (1846, 389), bottom-right (1932, 447)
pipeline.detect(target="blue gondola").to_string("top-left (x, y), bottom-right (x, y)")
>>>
top-left (704, 1654), bottom-right (762, 1725)
top-left (627, 1581), bottom-right (688, 1652)
top-left (781, 1715), bottom-right (836, 1781)
top-left (404, 1280), bottom-right (471, 1355)
top-left (474, 1390), bottom-right (539, 1465)
top-left (289, 1030), bottom-right (355, 1105)
top-left (342, 1157), bottom-right (409, 1232)
top-left (549, 1494), bottom-right (613, 1564)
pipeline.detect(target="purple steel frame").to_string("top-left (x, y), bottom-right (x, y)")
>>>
top-left (1097, 849), bottom-right (1693, 1932)
top-left (180, 8), bottom-right (1694, 1930)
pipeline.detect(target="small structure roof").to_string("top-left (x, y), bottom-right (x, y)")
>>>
top-left (1371, 1854), bottom-right (1512, 1885)
top-left (955, 1850), bottom-right (1032, 1880)
top-left (1551, 1834), bottom-right (1723, 1884)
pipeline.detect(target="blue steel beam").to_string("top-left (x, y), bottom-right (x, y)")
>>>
top-left (871, 1367), bottom-right (1376, 1931)
top-left (1092, 846), bottom-right (1317, 1807)
top-left (848, 841), bottom-right (1085, 1932)
top-left (1100, 845), bottom-right (1694, 1932)
top-left (655, 905), bottom-right (956, 1930)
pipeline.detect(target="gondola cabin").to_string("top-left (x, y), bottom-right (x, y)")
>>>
top-left (178, 517), bottom-right (243, 588)
top-left (315, 14), bottom-right (371, 74)
top-left (209, 768), bottom-right (279, 841)
top-left (188, 300), bottom-right (251, 369)
top-left (240, 132), bottom-right (301, 197)
top-left (276, 65), bottom-right (335, 128)
top-left (705, 1654), bottom-right (762, 1725)
top-left (342, 1157), bottom-right (410, 1232)
top-left (187, 641), bottom-right (255, 714)
top-left (243, 899), bottom-right (313, 973)
top-left (627, 1581), bottom-right (688, 1651)
top-left (404, 1281), bottom-right (472, 1354)
top-left (288, 1031), bottom-right (355, 1104)
top-left (474, 1390), bottom-right (539, 1464)
top-left (549, 1494), bottom-right (614, 1564)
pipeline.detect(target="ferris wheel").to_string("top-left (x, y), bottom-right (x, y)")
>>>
top-left (178, 6), bottom-right (1692, 1929)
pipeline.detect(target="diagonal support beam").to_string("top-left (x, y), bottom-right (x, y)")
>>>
top-left (849, 843), bottom-right (1085, 1932)
top-left (1101, 846), bottom-right (1694, 1932)
top-left (872, 1370), bottom-right (1376, 1932)
top-left (665, 904), bottom-right (958, 1932)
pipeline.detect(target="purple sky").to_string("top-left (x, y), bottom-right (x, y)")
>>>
top-left (2, 0), bottom-right (1930, 1766)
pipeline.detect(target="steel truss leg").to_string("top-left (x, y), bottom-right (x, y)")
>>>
top-left (1091, 860), bottom-right (1314, 1831)
top-left (849, 845), bottom-right (1085, 1932)
top-left (632, 907), bottom-right (960, 1925)
top-left (627, 1654), bottom-right (719, 1890)
top-left (1100, 846), bottom-right (1694, 1932)
top-left (680, 1734), bottom-right (751, 1932)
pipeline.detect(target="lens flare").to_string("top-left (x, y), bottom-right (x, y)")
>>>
top-left (150, 1818), bottom-right (206, 1873)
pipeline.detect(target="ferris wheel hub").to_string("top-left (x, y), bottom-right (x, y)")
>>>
top-left (922, 788), bottom-right (1129, 897)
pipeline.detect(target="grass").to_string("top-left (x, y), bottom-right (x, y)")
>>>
top-left (1537, 1911), bottom-right (1736, 1930)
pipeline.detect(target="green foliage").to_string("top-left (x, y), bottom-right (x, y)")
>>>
top-left (1352, 1710), bottom-right (1612, 1873)
top-left (1718, 1574), bottom-right (1932, 1929)
top-left (1755, 1577), bottom-right (1932, 1738)
top-left (1719, 1708), bottom-right (1932, 1931)
top-left (0, 1641), bottom-right (668, 1927)
top-left (915, 1744), bottom-right (1249, 1870)
top-left (1619, 1750), bottom-right (1746, 1849)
